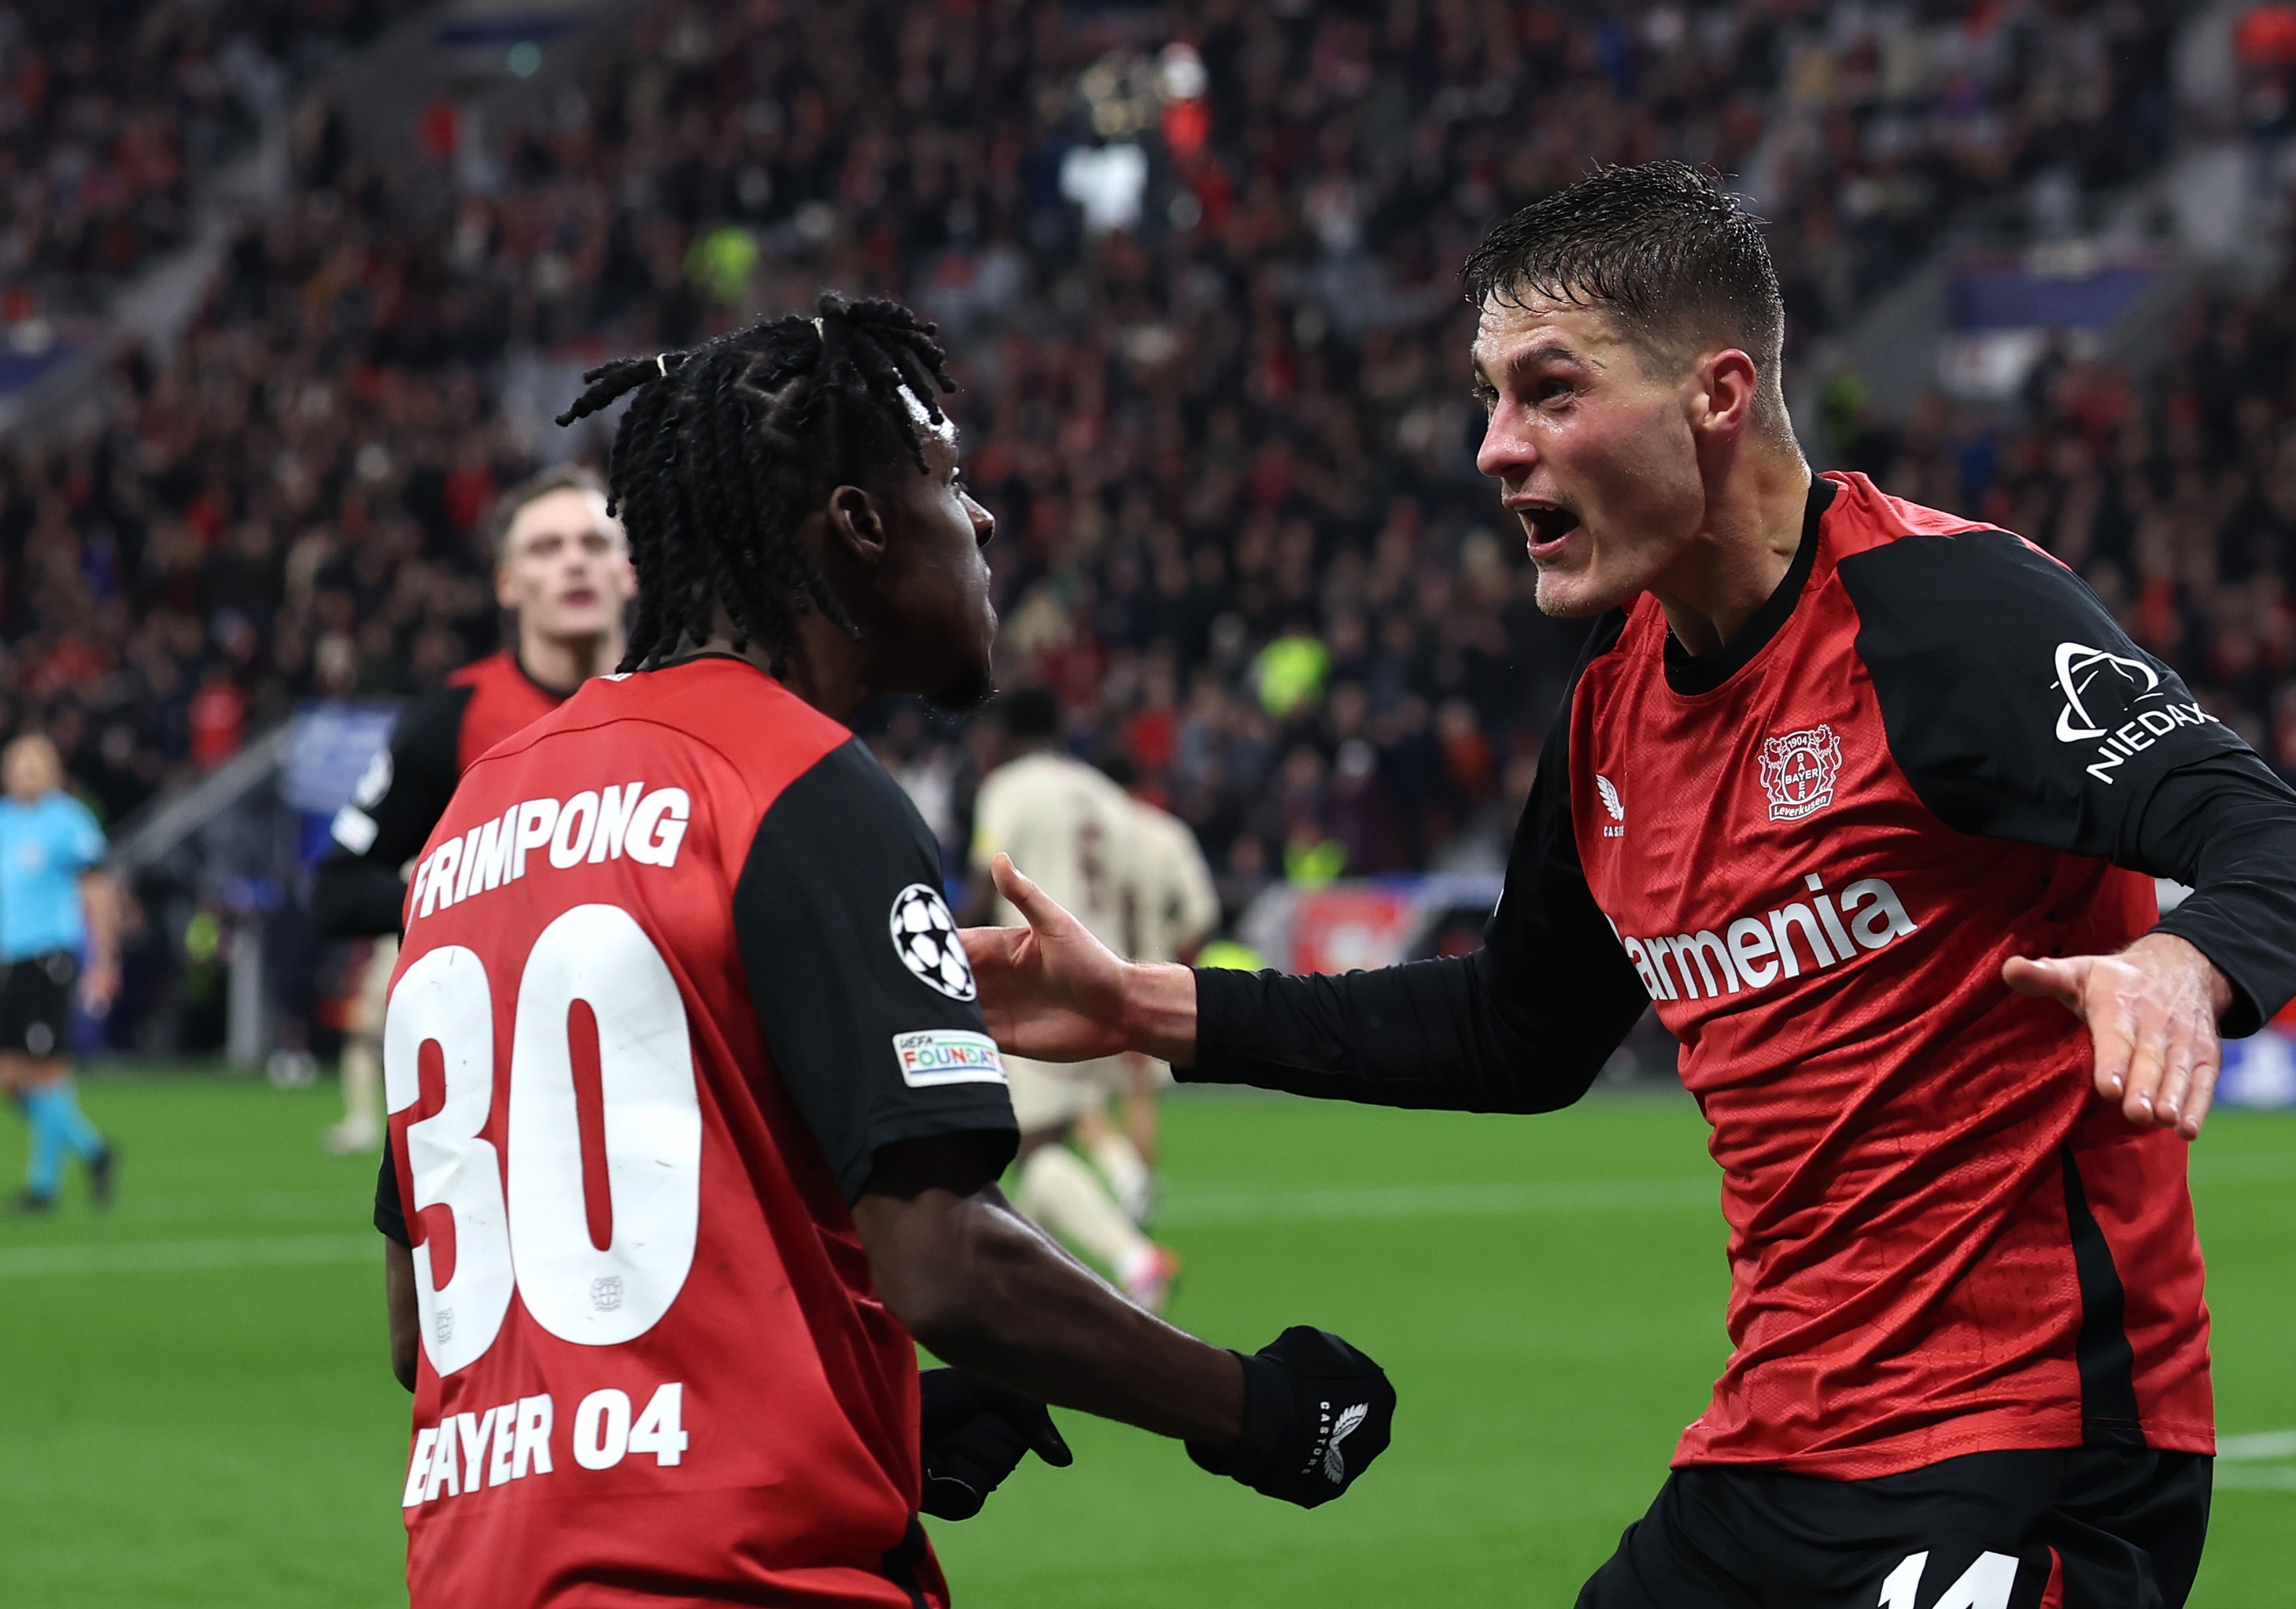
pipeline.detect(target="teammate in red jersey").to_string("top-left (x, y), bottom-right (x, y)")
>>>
top-left (963, 166), bottom-right (2296, 1608)
top-left (373, 297), bottom-right (1393, 1607)
top-left (313, 464), bottom-right (636, 1152)
top-left (315, 463), bottom-right (636, 937)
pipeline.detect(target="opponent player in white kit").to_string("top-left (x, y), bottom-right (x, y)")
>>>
top-left (1075, 751), bottom-right (1221, 1221)
top-left (968, 688), bottom-right (1179, 1309)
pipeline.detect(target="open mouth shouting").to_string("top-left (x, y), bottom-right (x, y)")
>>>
top-left (1512, 500), bottom-right (1582, 560)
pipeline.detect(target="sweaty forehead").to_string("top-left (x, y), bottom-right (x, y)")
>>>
top-left (1472, 295), bottom-right (1630, 374)
top-left (509, 487), bottom-right (620, 546)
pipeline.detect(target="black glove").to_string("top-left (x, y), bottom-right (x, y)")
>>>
top-left (1184, 1325), bottom-right (1394, 1509)
top-left (918, 1367), bottom-right (1073, 1521)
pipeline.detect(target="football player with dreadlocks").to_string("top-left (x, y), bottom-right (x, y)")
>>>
top-left (372, 295), bottom-right (1394, 1608)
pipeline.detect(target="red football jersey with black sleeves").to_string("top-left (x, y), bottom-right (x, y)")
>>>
top-left (1570, 474), bottom-right (2213, 1475)
top-left (1189, 470), bottom-right (2296, 1485)
top-left (382, 655), bottom-right (1016, 1607)
top-left (318, 650), bottom-right (574, 940)
top-left (450, 648), bottom-right (568, 773)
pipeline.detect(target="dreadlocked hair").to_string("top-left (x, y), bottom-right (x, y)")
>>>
top-left (556, 292), bottom-right (958, 674)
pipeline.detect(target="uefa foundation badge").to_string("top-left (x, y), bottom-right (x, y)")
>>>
top-left (1759, 725), bottom-right (1843, 821)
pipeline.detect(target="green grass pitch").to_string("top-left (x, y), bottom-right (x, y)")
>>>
top-left (1, 1072), bottom-right (2291, 1606)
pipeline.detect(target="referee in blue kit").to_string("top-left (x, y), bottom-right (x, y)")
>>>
top-left (0, 734), bottom-right (119, 1211)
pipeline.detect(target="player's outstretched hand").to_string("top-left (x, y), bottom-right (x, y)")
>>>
top-left (961, 852), bottom-right (1144, 1062)
top-left (2003, 931), bottom-right (2232, 1141)
top-left (919, 1367), bottom-right (1073, 1521)
top-left (1185, 1326), bottom-right (1394, 1510)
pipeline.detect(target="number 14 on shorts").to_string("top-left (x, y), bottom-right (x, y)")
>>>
top-left (1880, 1550), bottom-right (2019, 1609)
top-left (403, 1382), bottom-right (688, 1508)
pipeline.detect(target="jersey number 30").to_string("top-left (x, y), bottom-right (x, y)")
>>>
top-left (385, 903), bottom-right (702, 1375)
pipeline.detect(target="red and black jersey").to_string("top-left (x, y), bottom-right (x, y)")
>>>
top-left (1186, 472), bottom-right (2296, 1479)
top-left (313, 651), bottom-right (574, 939)
top-left (373, 655), bottom-right (1017, 1607)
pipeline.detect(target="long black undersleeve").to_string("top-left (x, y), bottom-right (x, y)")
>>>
top-left (1190, 946), bottom-right (1625, 1112)
top-left (311, 688), bottom-right (469, 940)
top-left (311, 857), bottom-right (412, 939)
top-left (1183, 618), bottom-right (1652, 1111)
top-left (2144, 755), bottom-right (2296, 1036)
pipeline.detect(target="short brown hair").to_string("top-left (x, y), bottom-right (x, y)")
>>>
top-left (488, 463), bottom-right (611, 560)
top-left (1463, 161), bottom-right (1789, 437)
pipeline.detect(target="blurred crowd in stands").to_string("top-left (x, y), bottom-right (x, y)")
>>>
top-left (0, 0), bottom-right (2270, 941)
top-left (0, 2), bottom-right (382, 311)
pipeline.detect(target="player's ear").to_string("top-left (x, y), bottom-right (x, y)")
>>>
top-left (493, 560), bottom-right (521, 612)
top-left (825, 485), bottom-right (888, 566)
top-left (1690, 348), bottom-right (1759, 438)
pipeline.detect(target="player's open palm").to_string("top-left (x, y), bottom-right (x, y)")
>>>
top-left (962, 852), bottom-right (1138, 1061)
top-left (2003, 932), bottom-right (2231, 1140)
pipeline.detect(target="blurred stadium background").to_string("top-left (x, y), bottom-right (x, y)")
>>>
top-left (3, 0), bottom-right (2296, 1603)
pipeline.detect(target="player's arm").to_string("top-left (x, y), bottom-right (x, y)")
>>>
top-left (311, 689), bottom-right (471, 939)
top-left (743, 741), bottom-right (1393, 1511)
top-left (967, 649), bottom-right (1651, 1113)
top-left (852, 1136), bottom-right (1238, 1441)
top-left (58, 802), bottom-right (121, 1013)
top-left (1840, 529), bottom-right (2296, 1136)
top-left (385, 1238), bottom-right (418, 1392)
top-left (375, 1152), bottom-right (418, 1389)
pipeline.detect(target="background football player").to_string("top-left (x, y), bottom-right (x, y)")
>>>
top-left (966, 688), bottom-right (1181, 1308)
top-left (312, 465), bottom-right (634, 1153)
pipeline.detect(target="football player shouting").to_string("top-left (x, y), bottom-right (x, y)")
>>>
top-left (965, 164), bottom-right (2296, 1609)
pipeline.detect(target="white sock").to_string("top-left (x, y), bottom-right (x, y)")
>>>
top-left (1087, 1130), bottom-right (1154, 1224)
top-left (1016, 1144), bottom-right (1151, 1276)
top-left (341, 1038), bottom-right (380, 1127)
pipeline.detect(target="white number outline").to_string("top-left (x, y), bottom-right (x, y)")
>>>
top-left (385, 947), bottom-right (515, 1376)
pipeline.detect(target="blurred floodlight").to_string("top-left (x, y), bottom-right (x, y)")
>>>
top-left (1158, 43), bottom-right (1207, 101)
top-left (1061, 143), bottom-right (1149, 234)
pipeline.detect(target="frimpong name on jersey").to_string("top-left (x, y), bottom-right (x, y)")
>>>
top-left (408, 779), bottom-right (692, 921)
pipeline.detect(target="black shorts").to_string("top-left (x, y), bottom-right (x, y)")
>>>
top-left (1578, 1448), bottom-right (2210, 1609)
top-left (0, 950), bottom-right (79, 1059)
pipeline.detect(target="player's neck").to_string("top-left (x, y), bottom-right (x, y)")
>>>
top-left (515, 627), bottom-right (622, 693)
top-left (710, 607), bottom-right (873, 721)
top-left (1649, 448), bottom-right (1813, 659)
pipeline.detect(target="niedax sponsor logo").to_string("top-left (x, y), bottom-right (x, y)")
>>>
top-left (2050, 641), bottom-right (2217, 784)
